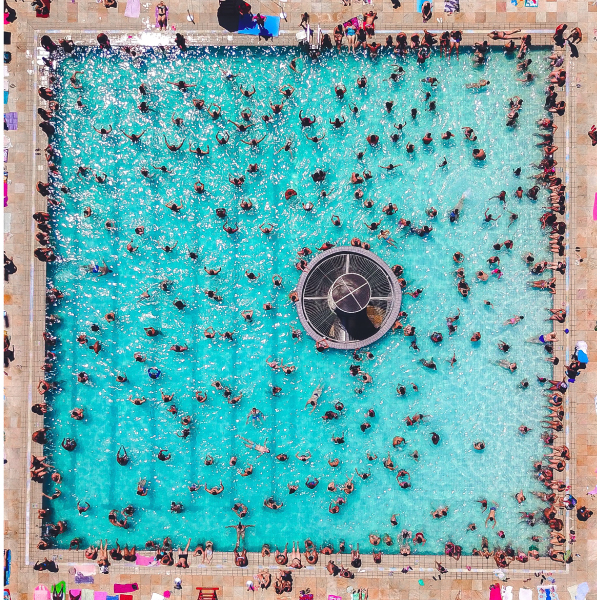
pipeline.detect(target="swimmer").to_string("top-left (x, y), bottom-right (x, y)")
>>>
top-left (466, 79), bottom-right (490, 89)
top-left (485, 502), bottom-right (499, 528)
top-left (246, 407), bottom-right (265, 425)
top-left (236, 436), bottom-right (270, 455)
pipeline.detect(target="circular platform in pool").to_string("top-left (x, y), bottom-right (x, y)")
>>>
top-left (296, 246), bottom-right (402, 350)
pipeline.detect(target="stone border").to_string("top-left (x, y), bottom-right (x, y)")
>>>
top-left (9, 24), bottom-right (588, 588)
top-left (295, 246), bottom-right (403, 350)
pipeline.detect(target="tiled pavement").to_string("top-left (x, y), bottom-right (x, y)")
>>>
top-left (3, 0), bottom-right (597, 598)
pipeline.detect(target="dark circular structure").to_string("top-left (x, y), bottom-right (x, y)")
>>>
top-left (295, 246), bottom-right (402, 350)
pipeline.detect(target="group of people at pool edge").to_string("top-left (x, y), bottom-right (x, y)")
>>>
top-left (29, 21), bottom-right (593, 587)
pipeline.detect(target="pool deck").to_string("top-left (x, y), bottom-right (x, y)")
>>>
top-left (3, 0), bottom-right (597, 598)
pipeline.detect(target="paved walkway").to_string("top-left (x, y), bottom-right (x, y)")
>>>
top-left (3, 0), bottom-right (597, 598)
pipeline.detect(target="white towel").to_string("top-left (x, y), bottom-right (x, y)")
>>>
top-left (568, 585), bottom-right (578, 600)
top-left (502, 586), bottom-right (514, 600)
top-left (519, 589), bottom-right (533, 600)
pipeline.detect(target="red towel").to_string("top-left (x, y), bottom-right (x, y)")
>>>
top-left (35, 0), bottom-right (50, 18)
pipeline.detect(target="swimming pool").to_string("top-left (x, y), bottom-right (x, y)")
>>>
top-left (42, 43), bottom-right (554, 554)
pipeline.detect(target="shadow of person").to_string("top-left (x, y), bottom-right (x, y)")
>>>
top-left (217, 0), bottom-right (245, 32)
top-left (567, 39), bottom-right (579, 58)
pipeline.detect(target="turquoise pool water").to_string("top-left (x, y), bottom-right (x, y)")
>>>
top-left (43, 44), bottom-right (554, 554)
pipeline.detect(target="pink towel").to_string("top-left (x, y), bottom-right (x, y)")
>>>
top-left (34, 586), bottom-right (51, 600)
top-left (95, 593), bottom-right (107, 600)
top-left (490, 584), bottom-right (502, 600)
top-left (135, 556), bottom-right (155, 566)
top-left (113, 585), bottom-right (138, 593)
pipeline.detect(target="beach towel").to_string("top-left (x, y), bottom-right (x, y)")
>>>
top-left (538, 587), bottom-right (559, 600)
top-left (575, 341), bottom-right (589, 363)
top-left (34, 586), bottom-right (50, 600)
top-left (72, 565), bottom-right (96, 576)
top-left (4, 550), bottom-right (10, 586)
top-left (135, 556), bottom-right (156, 566)
top-left (51, 582), bottom-right (65, 600)
top-left (343, 17), bottom-right (360, 30)
top-left (124, 0), bottom-right (140, 17)
top-left (120, 595), bottom-right (133, 600)
top-left (35, 0), bottom-right (50, 18)
top-left (106, 596), bottom-right (119, 600)
top-left (155, 4), bottom-right (168, 27)
top-left (81, 591), bottom-right (94, 600)
top-left (490, 584), bottom-right (503, 600)
top-left (74, 575), bottom-right (93, 585)
top-left (94, 593), bottom-right (107, 600)
top-left (150, 594), bottom-right (164, 600)
top-left (417, 0), bottom-right (431, 11)
top-left (113, 585), bottom-right (138, 593)
top-left (237, 14), bottom-right (280, 37)
top-left (444, 0), bottom-right (459, 12)
top-left (520, 590), bottom-right (533, 600)
top-left (571, 584), bottom-right (589, 600)
top-left (502, 587), bottom-right (514, 600)
top-left (5, 113), bottom-right (17, 131)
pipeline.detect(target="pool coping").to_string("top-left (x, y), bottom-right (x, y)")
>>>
top-left (20, 25), bottom-right (579, 580)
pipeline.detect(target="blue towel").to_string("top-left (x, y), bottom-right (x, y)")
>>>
top-left (4, 91), bottom-right (9, 105)
top-left (4, 549), bottom-right (10, 586)
top-left (237, 14), bottom-right (280, 37)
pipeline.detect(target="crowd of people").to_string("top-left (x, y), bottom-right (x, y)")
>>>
top-left (29, 24), bottom-right (593, 583)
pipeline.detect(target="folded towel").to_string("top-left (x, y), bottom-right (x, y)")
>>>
top-left (94, 593), bottom-right (107, 600)
top-left (120, 595), bottom-right (133, 600)
top-left (81, 590), bottom-right (94, 600)
top-left (113, 586), bottom-right (138, 594)
top-left (135, 556), bottom-right (156, 566)
top-left (520, 590), bottom-right (533, 600)
top-left (150, 594), bottom-right (164, 600)
top-left (74, 575), bottom-right (94, 585)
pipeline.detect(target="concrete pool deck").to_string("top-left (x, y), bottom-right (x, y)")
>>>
top-left (3, 0), bottom-right (597, 598)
